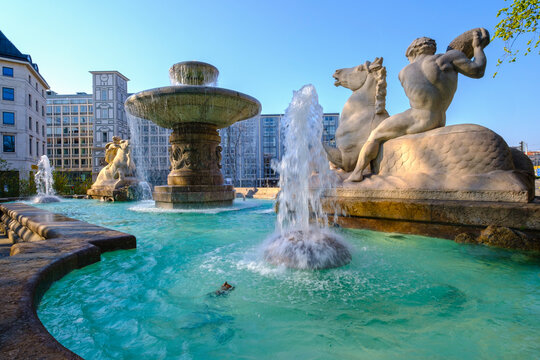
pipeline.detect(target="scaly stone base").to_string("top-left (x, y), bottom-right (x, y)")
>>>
top-left (153, 185), bottom-right (235, 208)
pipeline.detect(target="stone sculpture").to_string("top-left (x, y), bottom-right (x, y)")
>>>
top-left (87, 137), bottom-right (142, 201)
top-left (95, 137), bottom-right (135, 184)
top-left (325, 28), bottom-right (534, 202)
top-left (324, 57), bottom-right (389, 172)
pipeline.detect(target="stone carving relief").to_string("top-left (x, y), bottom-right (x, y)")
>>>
top-left (170, 143), bottom-right (221, 171)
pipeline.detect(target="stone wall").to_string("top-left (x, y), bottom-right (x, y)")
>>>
top-left (235, 187), bottom-right (280, 199)
top-left (322, 194), bottom-right (540, 250)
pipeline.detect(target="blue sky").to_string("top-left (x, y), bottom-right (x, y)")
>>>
top-left (2, 0), bottom-right (539, 148)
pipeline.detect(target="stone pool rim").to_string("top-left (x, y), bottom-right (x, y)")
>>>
top-left (0, 202), bottom-right (136, 360)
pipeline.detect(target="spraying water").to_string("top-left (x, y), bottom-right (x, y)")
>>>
top-left (33, 155), bottom-right (60, 203)
top-left (262, 85), bottom-right (351, 270)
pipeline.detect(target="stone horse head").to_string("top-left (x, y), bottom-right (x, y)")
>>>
top-left (333, 57), bottom-right (387, 114)
top-left (325, 57), bottom-right (389, 172)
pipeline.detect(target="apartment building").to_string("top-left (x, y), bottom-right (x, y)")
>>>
top-left (45, 91), bottom-right (93, 180)
top-left (0, 30), bottom-right (49, 180)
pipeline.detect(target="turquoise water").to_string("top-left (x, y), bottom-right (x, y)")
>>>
top-left (35, 199), bottom-right (539, 360)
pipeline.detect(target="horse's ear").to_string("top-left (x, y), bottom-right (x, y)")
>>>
top-left (369, 57), bottom-right (383, 71)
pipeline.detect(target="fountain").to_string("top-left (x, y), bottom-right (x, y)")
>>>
top-left (33, 155), bottom-right (60, 203)
top-left (125, 61), bottom-right (261, 208)
top-left (263, 85), bottom-right (351, 270)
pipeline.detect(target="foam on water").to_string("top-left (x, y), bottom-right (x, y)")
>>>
top-left (263, 84), bottom-right (349, 269)
top-left (128, 200), bottom-right (261, 214)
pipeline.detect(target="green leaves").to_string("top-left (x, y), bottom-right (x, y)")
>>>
top-left (493, 0), bottom-right (540, 76)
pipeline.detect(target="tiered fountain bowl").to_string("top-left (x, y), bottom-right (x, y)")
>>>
top-left (125, 61), bottom-right (261, 208)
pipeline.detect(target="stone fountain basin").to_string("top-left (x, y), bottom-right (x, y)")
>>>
top-left (125, 86), bottom-right (261, 129)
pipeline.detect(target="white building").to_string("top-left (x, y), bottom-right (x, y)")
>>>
top-left (90, 71), bottom-right (129, 179)
top-left (0, 30), bottom-right (49, 180)
top-left (45, 91), bottom-right (93, 180)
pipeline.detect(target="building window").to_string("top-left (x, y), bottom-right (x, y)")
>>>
top-left (3, 135), bottom-right (15, 152)
top-left (42, 105), bottom-right (45, 116)
top-left (2, 67), bottom-right (13, 77)
top-left (42, 125), bottom-right (45, 135)
top-left (2, 112), bottom-right (14, 125)
top-left (36, 100), bottom-right (38, 112)
top-left (28, 75), bottom-right (31, 83)
top-left (101, 89), bottom-right (107, 100)
top-left (29, 137), bottom-right (32, 155)
top-left (36, 121), bottom-right (39, 134)
top-left (2, 87), bottom-right (14, 101)
top-left (29, 117), bottom-right (32, 130)
top-left (28, 94), bottom-right (32, 107)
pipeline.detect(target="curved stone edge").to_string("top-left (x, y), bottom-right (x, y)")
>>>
top-left (0, 202), bottom-right (136, 359)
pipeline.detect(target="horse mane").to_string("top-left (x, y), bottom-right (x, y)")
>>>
top-left (371, 65), bottom-right (387, 115)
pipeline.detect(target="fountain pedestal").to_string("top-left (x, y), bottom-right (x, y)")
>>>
top-left (153, 122), bottom-right (235, 208)
top-left (125, 61), bottom-right (261, 208)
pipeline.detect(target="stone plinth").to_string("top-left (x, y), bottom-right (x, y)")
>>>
top-left (87, 178), bottom-right (142, 202)
top-left (153, 185), bottom-right (235, 209)
top-left (321, 191), bottom-right (540, 249)
top-left (150, 122), bottom-right (235, 208)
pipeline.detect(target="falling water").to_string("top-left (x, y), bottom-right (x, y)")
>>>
top-left (33, 155), bottom-right (60, 203)
top-left (126, 113), bottom-right (157, 200)
top-left (262, 85), bottom-right (351, 270)
top-left (169, 61), bottom-right (219, 87)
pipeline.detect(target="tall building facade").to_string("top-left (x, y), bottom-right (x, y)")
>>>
top-left (220, 113), bottom-right (339, 187)
top-left (45, 91), bottom-right (93, 180)
top-left (0, 30), bottom-right (49, 180)
top-left (90, 71), bottom-right (129, 179)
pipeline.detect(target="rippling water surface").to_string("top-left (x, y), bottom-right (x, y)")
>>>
top-left (35, 199), bottom-right (540, 360)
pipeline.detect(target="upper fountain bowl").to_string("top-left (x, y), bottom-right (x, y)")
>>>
top-left (125, 61), bottom-right (261, 129)
top-left (169, 61), bottom-right (219, 86)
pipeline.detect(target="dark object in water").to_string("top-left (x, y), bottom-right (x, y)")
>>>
top-left (213, 282), bottom-right (235, 297)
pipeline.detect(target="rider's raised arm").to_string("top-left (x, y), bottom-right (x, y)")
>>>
top-left (451, 45), bottom-right (487, 79)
